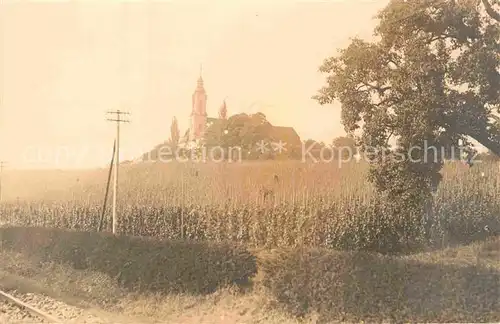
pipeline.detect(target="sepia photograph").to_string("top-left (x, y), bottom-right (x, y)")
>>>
top-left (0, 0), bottom-right (499, 322)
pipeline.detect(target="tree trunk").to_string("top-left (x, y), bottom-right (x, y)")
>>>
top-left (467, 131), bottom-right (500, 157)
top-left (482, 0), bottom-right (500, 22)
top-left (442, 115), bottom-right (500, 158)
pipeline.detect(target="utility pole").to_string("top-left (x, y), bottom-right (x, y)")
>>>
top-left (106, 110), bottom-right (130, 234)
top-left (98, 140), bottom-right (116, 233)
top-left (0, 161), bottom-right (6, 203)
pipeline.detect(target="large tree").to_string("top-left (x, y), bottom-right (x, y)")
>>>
top-left (315, 0), bottom-right (499, 211)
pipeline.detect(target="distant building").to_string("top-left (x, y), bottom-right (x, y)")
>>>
top-left (142, 69), bottom-right (302, 161)
top-left (179, 71), bottom-right (228, 148)
top-left (179, 72), bottom-right (301, 149)
top-left (269, 126), bottom-right (301, 147)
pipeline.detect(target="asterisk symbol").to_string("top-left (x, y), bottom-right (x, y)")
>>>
top-left (271, 140), bottom-right (287, 153)
top-left (255, 140), bottom-right (269, 153)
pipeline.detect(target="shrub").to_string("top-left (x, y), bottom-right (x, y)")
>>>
top-left (256, 247), bottom-right (500, 322)
top-left (0, 226), bottom-right (257, 294)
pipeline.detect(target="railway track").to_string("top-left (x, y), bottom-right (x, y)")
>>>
top-left (0, 289), bottom-right (62, 323)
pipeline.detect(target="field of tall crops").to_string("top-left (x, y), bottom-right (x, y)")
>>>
top-left (1, 160), bottom-right (499, 253)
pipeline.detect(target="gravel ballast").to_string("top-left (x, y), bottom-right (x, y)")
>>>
top-left (1, 290), bottom-right (109, 323)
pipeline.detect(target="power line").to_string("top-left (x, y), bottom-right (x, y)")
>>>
top-left (106, 110), bottom-right (130, 234)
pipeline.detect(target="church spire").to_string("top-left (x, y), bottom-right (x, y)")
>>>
top-left (197, 64), bottom-right (203, 85)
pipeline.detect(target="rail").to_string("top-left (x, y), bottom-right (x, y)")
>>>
top-left (0, 289), bottom-right (63, 323)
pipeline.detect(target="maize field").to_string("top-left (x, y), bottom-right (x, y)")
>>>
top-left (0, 160), bottom-right (499, 253)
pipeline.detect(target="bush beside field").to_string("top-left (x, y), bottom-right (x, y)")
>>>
top-left (0, 226), bottom-right (257, 294)
top-left (256, 245), bottom-right (500, 322)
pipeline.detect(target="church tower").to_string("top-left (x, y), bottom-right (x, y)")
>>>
top-left (189, 66), bottom-right (207, 142)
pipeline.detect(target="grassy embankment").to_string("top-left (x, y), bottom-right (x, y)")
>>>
top-left (0, 226), bottom-right (498, 323)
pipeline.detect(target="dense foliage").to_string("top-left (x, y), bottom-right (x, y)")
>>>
top-left (0, 226), bottom-right (256, 294)
top-left (315, 0), bottom-right (500, 238)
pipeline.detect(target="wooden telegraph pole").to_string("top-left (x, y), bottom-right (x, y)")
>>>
top-left (106, 110), bottom-right (130, 234)
top-left (98, 140), bottom-right (116, 232)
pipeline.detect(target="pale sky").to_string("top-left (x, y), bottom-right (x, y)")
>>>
top-left (0, 0), bottom-right (389, 169)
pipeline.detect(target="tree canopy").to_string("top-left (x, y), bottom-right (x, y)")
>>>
top-left (315, 0), bottom-right (499, 205)
top-left (204, 113), bottom-right (302, 160)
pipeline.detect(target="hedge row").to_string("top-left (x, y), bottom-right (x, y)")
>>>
top-left (0, 226), bottom-right (257, 295)
top-left (256, 246), bottom-right (500, 322)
